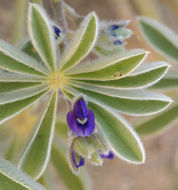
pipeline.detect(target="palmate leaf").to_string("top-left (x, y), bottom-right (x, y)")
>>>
top-left (28, 3), bottom-right (57, 72)
top-left (18, 91), bottom-right (58, 180)
top-left (0, 39), bottom-right (48, 76)
top-left (70, 61), bottom-right (169, 89)
top-left (59, 12), bottom-right (98, 71)
top-left (66, 49), bottom-right (148, 81)
top-left (52, 137), bottom-right (92, 190)
top-left (64, 85), bottom-right (172, 116)
top-left (0, 90), bottom-right (48, 124)
top-left (0, 158), bottom-right (46, 190)
top-left (135, 102), bottom-right (178, 136)
top-left (138, 16), bottom-right (178, 63)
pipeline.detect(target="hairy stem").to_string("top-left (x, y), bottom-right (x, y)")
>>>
top-left (13, 0), bottom-right (28, 44)
top-left (51, 0), bottom-right (69, 46)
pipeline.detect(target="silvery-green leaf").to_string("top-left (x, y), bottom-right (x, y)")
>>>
top-left (0, 39), bottom-right (48, 76)
top-left (0, 85), bottom-right (48, 105)
top-left (138, 16), bottom-right (178, 63)
top-left (0, 81), bottom-right (42, 94)
top-left (0, 157), bottom-right (46, 190)
top-left (135, 103), bottom-right (178, 136)
top-left (28, 3), bottom-right (57, 71)
top-left (65, 85), bottom-right (172, 116)
top-left (150, 71), bottom-right (178, 90)
top-left (67, 49), bottom-right (148, 81)
top-left (18, 91), bottom-right (58, 180)
top-left (88, 102), bottom-right (145, 163)
top-left (52, 138), bottom-right (92, 190)
top-left (59, 12), bottom-right (98, 71)
top-left (72, 61), bottom-right (169, 89)
top-left (0, 90), bottom-right (48, 124)
top-left (0, 70), bottom-right (46, 82)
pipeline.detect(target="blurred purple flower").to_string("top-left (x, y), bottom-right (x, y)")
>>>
top-left (100, 151), bottom-right (114, 159)
top-left (67, 98), bottom-right (95, 137)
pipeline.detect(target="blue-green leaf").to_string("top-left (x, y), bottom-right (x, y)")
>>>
top-left (138, 16), bottom-right (178, 63)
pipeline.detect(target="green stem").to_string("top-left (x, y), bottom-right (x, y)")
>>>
top-left (13, 0), bottom-right (28, 44)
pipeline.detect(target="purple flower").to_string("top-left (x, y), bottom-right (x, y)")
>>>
top-left (53, 25), bottom-right (61, 39)
top-left (67, 98), bottom-right (95, 137)
top-left (72, 151), bottom-right (84, 168)
top-left (100, 151), bottom-right (114, 159)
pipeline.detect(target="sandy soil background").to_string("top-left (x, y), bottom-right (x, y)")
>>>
top-left (0, 0), bottom-right (177, 189)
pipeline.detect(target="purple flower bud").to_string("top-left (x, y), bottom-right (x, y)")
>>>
top-left (53, 25), bottom-right (61, 39)
top-left (67, 98), bottom-right (95, 137)
top-left (72, 151), bottom-right (84, 168)
top-left (110, 25), bottom-right (119, 31)
top-left (113, 40), bottom-right (122, 45)
top-left (100, 151), bottom-right (114, 159)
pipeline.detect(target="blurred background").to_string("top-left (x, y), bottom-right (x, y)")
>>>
top-left (0, 0), bottom-right (178, 189)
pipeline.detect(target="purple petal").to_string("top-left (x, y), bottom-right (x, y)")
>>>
top-left (74, 98), bottom-right (88, 119)
top-left (67, 110), bottom-right (95, 137)
top-left (53, 25), bottom-right (61, 37)
top-left (72, 151), bottom-right (84, 168)
top-left (82, 110), bottom-right (95, 137)
top-left (100, 151), bottom-right (114, 159)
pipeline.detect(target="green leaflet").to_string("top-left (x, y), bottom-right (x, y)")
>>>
top-left (0, 85), bottom-right (48, 105)
top-left (72, 61), bottom-right (169, 89)
top-left (138, 16), bottom-right (178, 62)
top-left (0, 90), bottom-right (48, 124)
top-left (52, 138), bottom-right (92, 190)
top-left (18, 91), bottom-right (58, 180)
top-left (0, 70), bottom-right (46, 82)
top-left (28, 4), bottom-right (57, 71)
top-left (0, 158), bottom-right (46, 190)
top-left (0, 39), bottom-right (48, 76)
top-left (88, 102), bottom-right (145, 163)
top-left (59, 12), bottom-right (98, 71)
top-left (135, 103), bottom-right (178, 136)
top-left (0, 82), bottom-right (42, 94)
top-left (65, 85), bottom-right (172, 116)
top-left (67, 50), bottom-right (148, 81)
top-left (150, 77), bottom-right (178, 90)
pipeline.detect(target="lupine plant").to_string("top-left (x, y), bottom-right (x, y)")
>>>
top-left (0, 1), bottom-right (173, 189)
